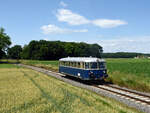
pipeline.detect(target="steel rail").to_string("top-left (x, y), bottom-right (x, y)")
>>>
top-left (93, 85), bottom-right (150, 105)
top-left (106, 84), bottom-right (150, 99)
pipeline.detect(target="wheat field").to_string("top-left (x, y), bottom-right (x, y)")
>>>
top-left (0, 64), bottom-right (141, 113)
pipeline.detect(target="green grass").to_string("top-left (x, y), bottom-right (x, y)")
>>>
top-left (0, 64), bottom-right (19, 68)
top-left (106, 58), bottom-right (150, 93)
top-left (18, 58), bottom-right (150, 93)
top-left (0, 64), bottom-right (141, 113)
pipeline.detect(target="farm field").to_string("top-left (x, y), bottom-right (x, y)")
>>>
top-left (106, 58), bottom-right (150, 93)
top-left (19, 58), bottom-right (150, 93)
top-left (0, 64), bottom-right (141, 113)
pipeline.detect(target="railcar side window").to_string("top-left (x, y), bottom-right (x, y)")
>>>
top-left (77, 62), bottom-right (80, 68)
top-left (61, 61), bottom-right (64, 66)
top-left (70, 62), bottom-right (73, 67)
top-left (85, 62), bottom-right (89, 69)
top-left (75, 62), bottom-right (77, 68)
top-left (72, 62), bottom-right (75, 67)
top-left (64, 61), bottom-right (66, 66)
top-left (66, 61), bottom-right (68, 66)
top-left (98, 62), bottom-right (106, 69)
top-left (80, 62), bottom-right (84, 69)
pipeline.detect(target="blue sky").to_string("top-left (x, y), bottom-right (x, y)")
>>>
top-left (1, 0), bottom-right (150, 53)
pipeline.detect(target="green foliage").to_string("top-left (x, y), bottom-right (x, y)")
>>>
top-left (8, 45), bottom-right (22, 59)
top-left (0, 64), bottom-right (19, 68)
top-left (0, 27), bottom-right (11, 59)
top-left (21, 40), bottom-right (103, 60)
top-left (0, 49), bottom-right (6, 59)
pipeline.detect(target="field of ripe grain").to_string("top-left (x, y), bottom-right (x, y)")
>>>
top-left (0, 64), bottom-right (140, 113)
top-left (20, 58), bottom-right (150, 93)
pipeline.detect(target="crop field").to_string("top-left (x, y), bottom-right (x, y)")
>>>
top-left (106, 58), bottom-right (150, 93)
top-left (0, 64), bottom-right (140, 113)
top-left (19, 58), bottom-right (150, 93)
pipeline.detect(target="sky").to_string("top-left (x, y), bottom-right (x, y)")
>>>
top-left (0, 0), bottom-right (150, 53)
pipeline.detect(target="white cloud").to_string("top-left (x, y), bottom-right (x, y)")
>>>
top-left (92, 19), bottom-right (127, 28)
top-left (56, 9), bottom-right (90, 25)
top-left (41, 24), bottom-right (88, 34)
top-left (55, 8), bottom-right (127, 28)
top-left (43, 38), bottom-right (49, 41)
top-left (97, 36), bottom-right (150, 53)
top-left (60, 1), bottom-right (67, 7)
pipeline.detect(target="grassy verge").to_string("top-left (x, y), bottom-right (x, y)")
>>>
top-left (0, 64), bottom-right (141, 113)
top-left (0, 64), bottom-right (19, 68)
top-left (21, 60), bottom-right (58, 72)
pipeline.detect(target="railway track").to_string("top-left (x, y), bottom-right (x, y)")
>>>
top-left (93, 84), bottom-right (150, 106)
top-left (38, 66), bottom-right (150, 106)
top-left (46, 68), bottom-right (150, 107)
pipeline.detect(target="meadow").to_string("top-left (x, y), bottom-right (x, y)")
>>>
top-left (20, 58), bottom-right (150, 93)
top-left (0, 64), bottom-right (140, 113)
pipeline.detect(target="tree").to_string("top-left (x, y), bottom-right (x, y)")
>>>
top-left (0, 50), bottom-right (6, 59)
top-left (8, 45), bottom-right (22, 59)
top-left (0, 27), bottom-right (11, 59)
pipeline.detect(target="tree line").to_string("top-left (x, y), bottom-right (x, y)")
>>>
top-left (102, 52), bottom-right (150, 58)
top-left (20, 40), bottom-right (103, 60)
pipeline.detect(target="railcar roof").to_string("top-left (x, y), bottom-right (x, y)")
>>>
top-left (59, 57), bottom-right (105, 62)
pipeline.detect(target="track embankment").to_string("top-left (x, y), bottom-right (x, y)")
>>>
top-left (17, 64), bottom-right (150, 113)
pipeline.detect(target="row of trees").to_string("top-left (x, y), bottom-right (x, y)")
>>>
top-left (21, 40), bottom-right (103, 60)
top-left (6, 41), bottom-right (103, 60)
top-left (102, 52), bottom-right (150, 58)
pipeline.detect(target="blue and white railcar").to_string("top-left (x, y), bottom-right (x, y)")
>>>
top-left (59, 57), bottom-right (108, 80)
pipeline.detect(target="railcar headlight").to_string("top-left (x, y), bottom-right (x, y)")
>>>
top-left (89, 71), bottom-right (93, 74)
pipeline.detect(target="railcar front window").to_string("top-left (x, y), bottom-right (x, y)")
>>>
top-left (90, 62), bottom-right (98, 69)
